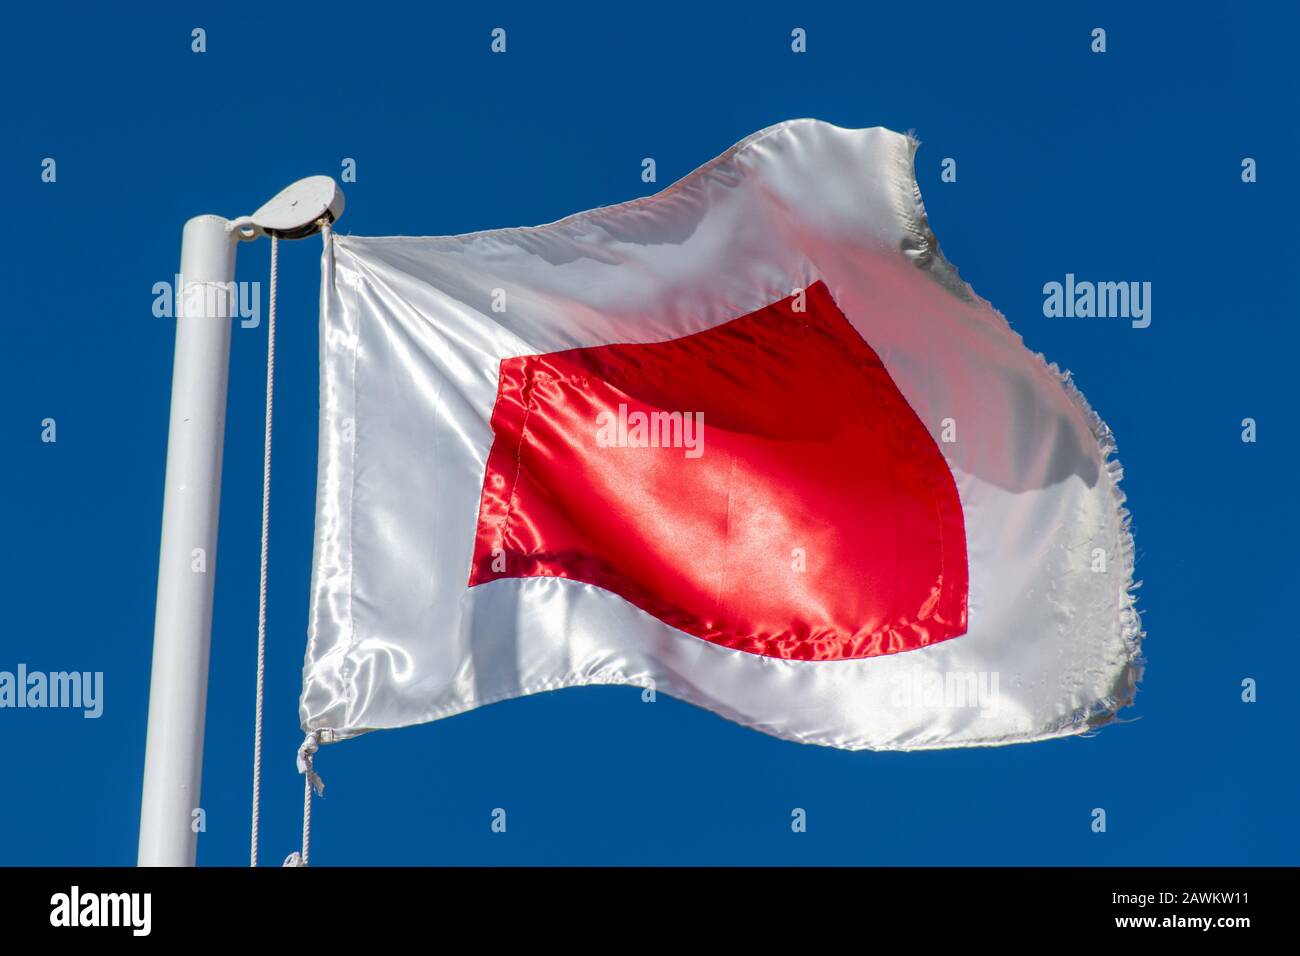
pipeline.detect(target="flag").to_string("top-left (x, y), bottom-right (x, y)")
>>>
top-left (300, 119), bottom-right (1142, 751)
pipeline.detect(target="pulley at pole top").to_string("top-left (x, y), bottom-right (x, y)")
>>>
top-left (230, 175), bottom-right (346, 241)
top-left (140, 173), bottom-right (345, 866)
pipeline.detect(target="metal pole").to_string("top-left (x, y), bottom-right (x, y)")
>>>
top-left (138, 214), bottom-right (238, 866)
top-left (137, 178), bottom-right (341, 867)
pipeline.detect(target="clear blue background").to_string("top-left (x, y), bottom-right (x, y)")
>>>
top-left (1, 2), bottom-right (1296, 865)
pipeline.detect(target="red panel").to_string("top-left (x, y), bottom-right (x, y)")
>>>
top-left (469, 281), bottom-right (967, 660)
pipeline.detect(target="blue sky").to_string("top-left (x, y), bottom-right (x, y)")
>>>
top-left (1, 2), bottom-right (1296, 865)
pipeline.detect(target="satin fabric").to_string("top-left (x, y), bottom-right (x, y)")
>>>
top-left (301, 119), bottom-right (1142, 750)
top-left (467, 280), bottom-right (968, 660)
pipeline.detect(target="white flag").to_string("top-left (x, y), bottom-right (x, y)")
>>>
top-left (300, 119), bottom-right (1142, 751)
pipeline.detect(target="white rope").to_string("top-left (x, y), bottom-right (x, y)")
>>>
top-left (285, 731), bottom-right (324, 867)
top-left (249, 235), bottom-right (278, 867)
top-left (302, 771), bottom-right (312, 865)
top-left (283, 220), bottom-right (333, 870)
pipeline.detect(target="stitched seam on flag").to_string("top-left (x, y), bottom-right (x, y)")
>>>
top-left (304, 237), bottom-right (367, 711)
top-left (500, 361), bottom-right (536, 559)
top-left (304, 228), bottom-right (337, 675)
top-left (468, 367), bottom-right (512, 585)
top-left (335, 241), bottom-right (365, 709)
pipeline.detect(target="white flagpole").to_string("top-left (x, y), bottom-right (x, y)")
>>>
top-left (138, 214), bottom-right (239, 866)
top-left (138, 179), bottom-right (343, 867)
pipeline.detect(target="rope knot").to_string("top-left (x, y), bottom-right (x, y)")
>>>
top-left (297, 731), bottom-right (325, 797)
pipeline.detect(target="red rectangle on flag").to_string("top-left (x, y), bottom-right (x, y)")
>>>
top-left (470, 281), bottom-right (968, 660)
